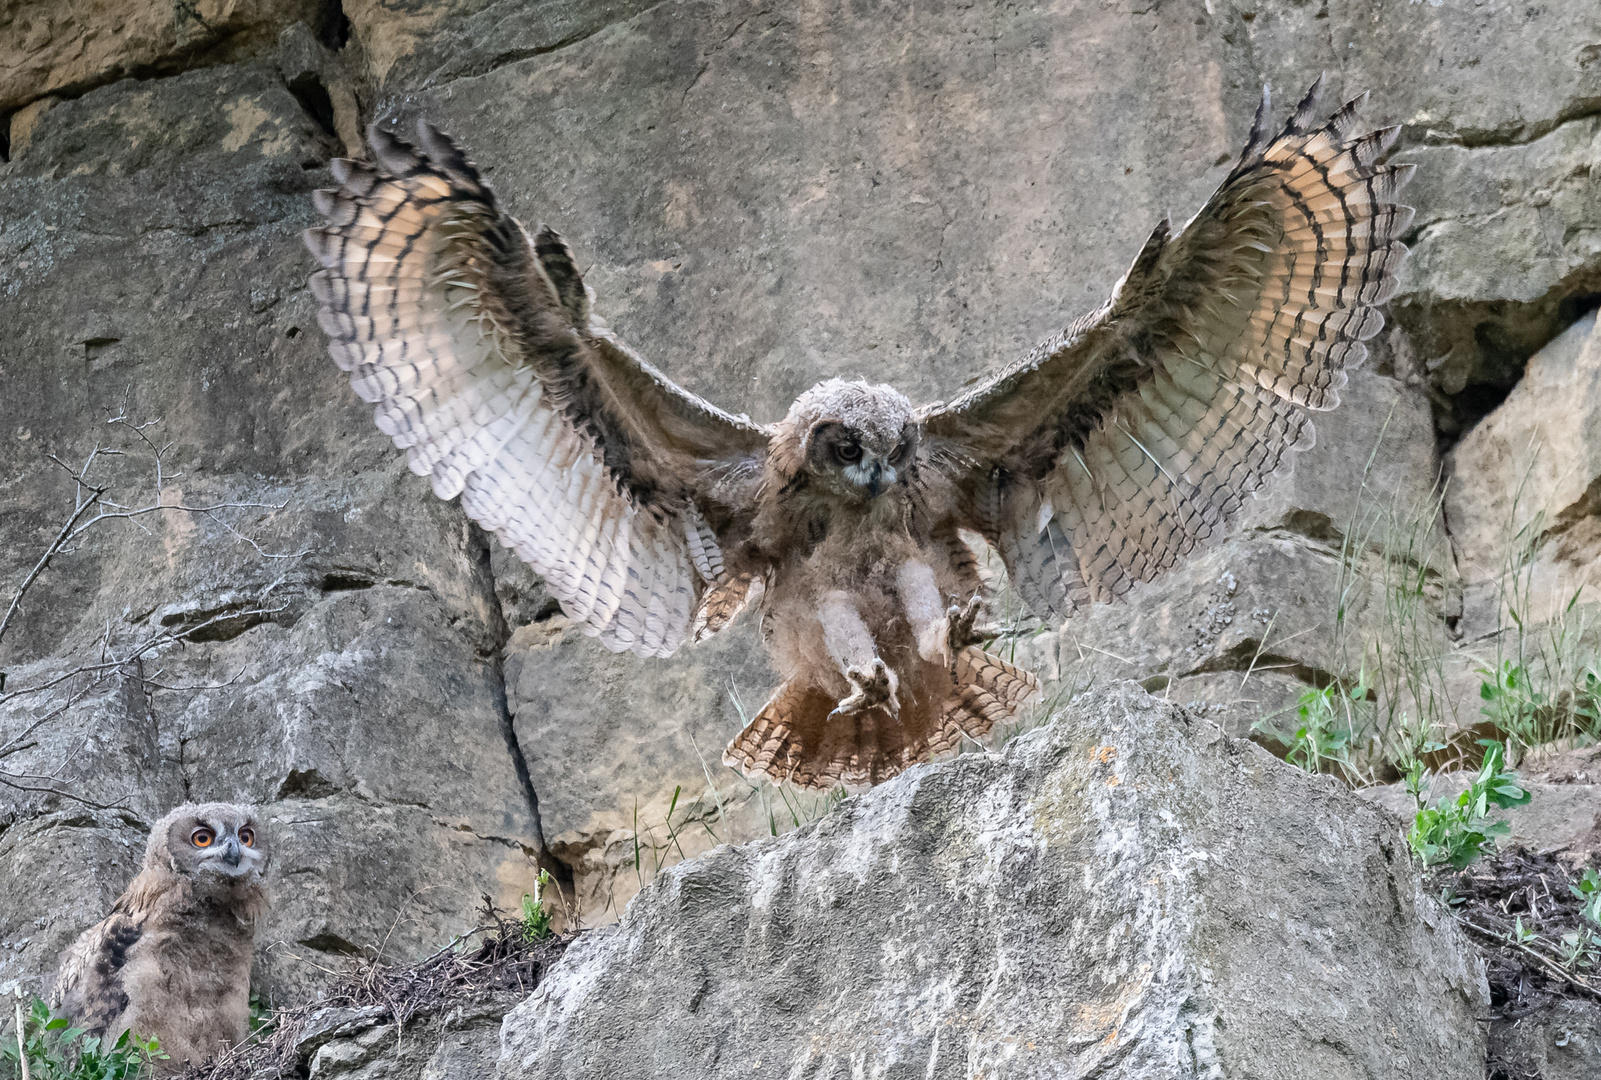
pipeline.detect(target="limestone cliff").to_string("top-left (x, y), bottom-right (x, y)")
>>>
top-left (1, 0), bottom-right (1599, 1010)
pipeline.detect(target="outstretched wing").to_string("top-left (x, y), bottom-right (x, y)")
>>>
top-left (305, 123), bottom-right (771, 657)
top-left (923, 79), bottom-right (1414, 619)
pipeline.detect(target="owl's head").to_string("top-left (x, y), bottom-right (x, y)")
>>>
top-left (784, 378), bottom-right (918, 501)
top-left (148, 802), bottom-right (271, 886)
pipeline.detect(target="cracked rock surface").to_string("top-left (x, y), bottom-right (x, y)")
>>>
top-left (2, 0), bottom-right (1600, 1011)
top-left (501, 684), bottom-right (1487, 1080)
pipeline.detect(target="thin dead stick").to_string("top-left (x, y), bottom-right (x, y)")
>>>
top-left (1453, 916), bottom-right (1601, 1001)
top-left (1235, 610), bottom-right (1279, 698)
top-left (14, 994), bottom-right (29, 1080)
top-left (0, 482), bottom-right (105, 648)
top-left (1067, 636), bottom-right (1134, 666)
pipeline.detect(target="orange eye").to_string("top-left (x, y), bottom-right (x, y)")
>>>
top-left (191, 828), bottom-right (214, 848)
top-left (239, 828), bottom-right (255, 848)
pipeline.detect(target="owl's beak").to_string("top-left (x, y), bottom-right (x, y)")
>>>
top-left (843, 456), bottom-right (897, 497)
top-left (866, 459), bottom-right (899, 497)
top-left (220, 836), bottom-right (243, 868)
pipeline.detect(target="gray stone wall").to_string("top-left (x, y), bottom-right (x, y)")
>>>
top-left (2, 0), bottom-right (1599, 1001)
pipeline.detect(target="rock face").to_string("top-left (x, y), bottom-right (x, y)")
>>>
top-left (1445, 311), bottom-right (1601, 638)
top-left (501, 684), bottom-right (1487, 1079)
top-left (2, 0), bottom-right (1600, 1003)
top-left (0, 56), bottom-right (547, 1003)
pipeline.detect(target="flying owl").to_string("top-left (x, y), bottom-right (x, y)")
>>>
top-left (52, 803), bottom-right (271, 1072)
top-left (304, 78), bottom-right (1412, 791)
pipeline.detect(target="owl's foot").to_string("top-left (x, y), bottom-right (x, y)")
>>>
top-left (915, 596), bottom-right (991, 669)
top-left (946, 595), bottom-right (990, 651)
top-left (831, 658), bottom-right (901, 720)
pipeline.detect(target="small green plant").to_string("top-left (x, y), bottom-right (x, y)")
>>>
top-left (246, 992), bottom-right (274, 1038)
top-left (1575, 667), bottom-right (1601, 732)
top-left (1558, 928), bottom-right (1601, 972)
top-left (519, 870), bottom-right (554, 943)
top-left (1477, 661), bottom-right (1556, 758)
top-left (3, 997), bottom-right (166, 1080)
top-left (1510, 914), bottom-right (1538, 946)
top-left (1253, 673), bottom-right (1370, 777)
top-left (1407, 740), bottom-right (1532, 869)
top-left (1402, 741), bottom-right (1447, 807)
top-left (1573, 867), bottom-right (1601, 926)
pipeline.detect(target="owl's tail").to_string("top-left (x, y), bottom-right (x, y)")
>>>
top-left (723, 647), bottom-right (1040, 791)
top-left (941, 645), bottom-right (1042, 741)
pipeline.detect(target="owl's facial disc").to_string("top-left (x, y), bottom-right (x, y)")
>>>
top-left (196, 826), bottom-right (267, 879)
top-left (170, 808), bottom-right (269, 881)
top-left (808, 421), bottom-right (913, 498)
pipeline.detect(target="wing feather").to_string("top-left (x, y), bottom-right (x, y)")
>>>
top-left (925, 79), bottom-right (1412, 618)
top-left (306, 123), bottom-right (771, 656)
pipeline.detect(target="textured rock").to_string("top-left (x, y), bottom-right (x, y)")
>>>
top-left (502, 684), bottom-right (1486, 1080)
top-left (0, 60), bottom-right (545, 1003)
top-left (290, 997), bottom-right (516, 1080)
top-left (1397, 118), bottom-right (1601, 437)
top-left (1445, 310), bottom-right (1601, 638)
top-left (504, 600), bottom-right (777, 920)
top-left (0, 1), bottom-right (323, 114)
top-left (0, 810), bottom-right (148, 998)
top-left (4, 0), bottom-right (1601, 999)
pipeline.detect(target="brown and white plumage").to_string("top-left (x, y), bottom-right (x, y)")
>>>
top-left (305, 130), bottom-right (768, 657)
top-left (52, 804), bottom-right (271, 1073)
top-left (305, 79), bottom-right (1412, 790)
top-left (927, 78), bottom-right (1415, 618)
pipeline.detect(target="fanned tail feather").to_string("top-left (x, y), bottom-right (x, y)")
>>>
top-left (940, 647), bottom-right (1040, 743)
top-left (723, 646), bottom-right (1041, 791)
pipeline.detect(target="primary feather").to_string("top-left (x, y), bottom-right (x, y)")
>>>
top-left (923, 76), bottom-right (1414, 617)
top-left (305, 123), bottom-right (769, 658)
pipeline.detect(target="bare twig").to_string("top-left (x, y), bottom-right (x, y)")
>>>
top-left (0, 477), bottom-right (106, 648)
top-left (198, 920), bottom-right (572, 1080)
top-left (1453, 916), bottom-right (1601, 1001)
top-left (1, 407), bottom-right (308, 807)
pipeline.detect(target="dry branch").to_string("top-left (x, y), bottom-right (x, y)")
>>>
top-left (1, 405), bottom-right (308, 807)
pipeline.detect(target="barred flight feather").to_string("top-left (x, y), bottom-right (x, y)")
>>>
top-left (925, 77), bottom-right (1413, 619)
top-left (305, 120), bottom-right (769, 658)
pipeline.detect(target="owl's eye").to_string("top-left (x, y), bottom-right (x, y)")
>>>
top-left (888, 441), bottom-right (910, 465)
top-left (835, 443), bottom-right (862, 464)
top-left (239, 828), bottom-right (255, 848)
top-left (191, 828), bottom-right (215, 848)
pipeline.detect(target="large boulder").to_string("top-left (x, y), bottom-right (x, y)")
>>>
top-left (501, 684), bottom-right (1487, 1079)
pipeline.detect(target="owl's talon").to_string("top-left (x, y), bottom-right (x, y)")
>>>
top-left (947, 595), bottom-right (989, 650)
top-left (831, 658), bottom-right (900, 720)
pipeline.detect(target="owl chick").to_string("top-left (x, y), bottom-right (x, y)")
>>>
top-left (52, 803), bottom-right (271, 1072)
